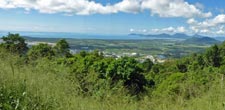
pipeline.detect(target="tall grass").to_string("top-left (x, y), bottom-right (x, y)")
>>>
top-left (0, 52), bottom-right (225, 110)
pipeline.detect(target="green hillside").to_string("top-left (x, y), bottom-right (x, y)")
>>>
top-left (1, 33), bottom-right (225, 110)
top-left (183, 37), bottom-right (220, 45)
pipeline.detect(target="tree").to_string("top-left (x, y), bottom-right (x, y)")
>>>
top-left (176, 59), bottom-right (188, 73)
top-left (219, 42), bottom-right (225, 65)
top-left (152, 64), bottom-right (160, 74)
top-left (54, 39), bottom-right (71, 57)
top-left (0, 33), bottom-right (28, 54)
top-left (205, 45), bottom-right (221, 67)
top-left (93, 58), bottom-right (113, 78)
top-left (79, 51), bottom-right (87, 57)
top-left (105, 57), bottom-right (147, 94)
top-left (176, 63), bottom-right (187, 73)
top-left (27, 43), bottom-right (55, 60)
top-left (141, 59), bottom-right (154, 72)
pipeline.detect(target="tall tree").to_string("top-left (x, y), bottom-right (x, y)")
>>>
top-left (54, 39), bottom-right (71, 57)
top-left (0, 33), bottom-right (28, 54)
top-left (205, 45), bottom-right (221, 67)
top-left (142, 59), bottom-right (154, 72)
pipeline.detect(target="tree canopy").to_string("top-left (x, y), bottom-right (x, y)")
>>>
top-left (0, 33), bottom-right (28, 54)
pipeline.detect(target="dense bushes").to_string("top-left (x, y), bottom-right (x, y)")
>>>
top-left (27, 43), bottom-right (55, 60)
top-left (62, 52), bottom-right (149, 95)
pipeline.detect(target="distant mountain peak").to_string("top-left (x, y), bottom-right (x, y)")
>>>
top-left (129, 33), bottom-right (190, 39)
top-left (182, 36), bottom-right (220, 45)
top-left (128, 32), bottom-right (225, 41)
top-left (173, 33), bottom-right (187, 36)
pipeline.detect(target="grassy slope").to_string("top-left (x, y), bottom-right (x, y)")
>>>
top-left (1, 52), bottom-right (225, 110)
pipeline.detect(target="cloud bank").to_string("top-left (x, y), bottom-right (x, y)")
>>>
top-left (0, 0), bottom-right (211, 18)
top-left (187, 14), bottom-right (225, 35)
top-left (130, 26), bottom-right (187, 34)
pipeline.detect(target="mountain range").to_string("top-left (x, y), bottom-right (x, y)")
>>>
top-left (129, 33), bottom-right (223, 45)
top-left (129, 33), bottom-right (225, 41)
top-left (182, 37), bottom-right (221, 45)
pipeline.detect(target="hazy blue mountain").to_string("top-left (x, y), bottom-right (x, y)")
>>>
top-left (129, 33), bottom-right (190, 39)
top-left (172, 33), bottom-right (190, 39)
top-left (129, 33), bottom-right (225, 42)
top-left (215, 37), bottom-right (225, 41)
top-left (182, 37), bottom-right (220, 45)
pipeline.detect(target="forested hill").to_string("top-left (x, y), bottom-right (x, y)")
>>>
top-left (182, 37), bottom-right (220, 45)
top-left (1, 33), bottom-right (225, 110)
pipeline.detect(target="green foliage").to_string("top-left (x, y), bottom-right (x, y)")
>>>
top-left (205, 45), bottom-right (221, 67)
top-left (152, 64), bottom-right (161, 74)
top-left (141, 59), bottom-right (154, 72)
top-left (54, 39), bottom-right (71, 57)
top-left (0, 33), bottom-right (28, 54)
top-left (154, 72), bottom-right (185, 97)
top-left (2, 34), bottom-right (225, 109)
top-left (105, 57), bottom-right (148, 94)
top-left (176, 62), bottom-right (188, 73)
top-left (27, 43), bottom-right (55, 60)
top-left (92, 58), bottom-right (113, 78)
top-left (79, 50), bottom-right (87, 57)
top-left (0, 83), bottom-right (52, 110)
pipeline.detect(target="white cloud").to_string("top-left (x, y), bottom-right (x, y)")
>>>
top-left (162, 27), bottom-right (175, 33)
top-left (190, 26), bottom-right (199, 33)
top-left (151, 28), bottom-right (160, 32)
top-left (177, 26), bottom-right (186, 33)
top-left (187, 18), bottom-right (197, 24)
top-left (0, 0), bottom-right (211, 18)
top-left (188, 14), bottom-right (225, 36)
top-left (141, 0), bottom-right (211, 18)
top-left (129, 28), bottom-right (149, 33)
top-left (216, 26), bottom-right (225, 35)
top-left (194, 2), bottom-right (204, 10)
top-left (114, 0), bottom-right (141, 13)
top-left (217, 30), bottom-right (225, 34)
top-left (142, 29), bottom-right (147, 33)
top-left (200, 29), bottom-right (209, 33)
top-left (210, 14), bottom-right (225, 26)
top-left (130, 28), bottom-right (135, 32)
top-left (195, 14), bottom-right (225, 28)
top-left (150, 26), bottom-right (186, 34)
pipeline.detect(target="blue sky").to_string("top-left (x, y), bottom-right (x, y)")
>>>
top-left (0, 0), bottom-right (224, 36)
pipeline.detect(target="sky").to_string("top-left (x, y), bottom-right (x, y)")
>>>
top-left (0, 0), bottom-right (224, 36)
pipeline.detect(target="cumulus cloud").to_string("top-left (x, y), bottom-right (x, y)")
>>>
top-left (217, 30), bottom-right (225, 34)
top-left (200, 29), bottom-right (209, 33)
top-left (187, 18), bottom-right (197, 24)
top-left (177, 26), bottom-right (186, 33)
top-left (130, 28), bottom-right (135, 32)
top-left (114, 0), bottom-right (141, 13)
top-left (216, 26), bottom-right (225, 35)
top-left (130, 26), bottom-right (186, 34)
top-left (188, 14), bottom-right (225, 35)
top-left (161, 27), bottom-right (176, 33)
top-left (130, 28), bottom-right (149, 33)
top-left (0, 0), bottom-right (211, 18)
top-left (141, 0), bottom-right (211, 18)
top-left (188, 15), bottom-right (225, 28)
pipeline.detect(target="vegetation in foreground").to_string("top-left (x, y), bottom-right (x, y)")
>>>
top-left (1, 33), bottom-right (225, 110)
